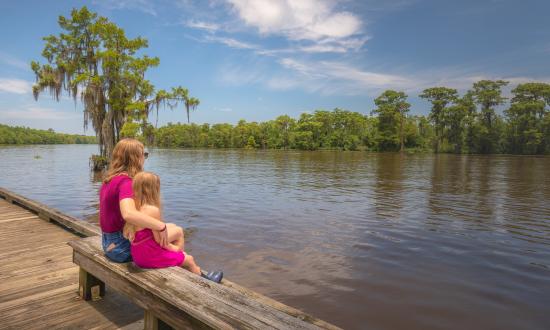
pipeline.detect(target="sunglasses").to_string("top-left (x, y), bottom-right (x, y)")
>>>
top-left (144, 152), bottom-right (149, 159)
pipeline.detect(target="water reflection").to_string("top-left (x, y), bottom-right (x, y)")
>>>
top-left (0, 146), bottom-right (549, 330)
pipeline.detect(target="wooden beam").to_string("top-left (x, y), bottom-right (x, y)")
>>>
top-left (144, 310), bottom-right (173, 330)
top-left (78, 267), bottom-right (105, 301)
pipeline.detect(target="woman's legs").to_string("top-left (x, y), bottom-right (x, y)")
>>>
top-left (166, 223), bottom-right (184, 250)
top-left (181, 254), bottom-right (201, 275)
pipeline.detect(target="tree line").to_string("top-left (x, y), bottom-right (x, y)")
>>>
top-left (152, 80), bottom-right (550, 155)
top-left (0, 124), bottom-right (96, 145)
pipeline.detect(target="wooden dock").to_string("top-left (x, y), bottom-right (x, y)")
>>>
top-left (0, 188), bottom-right (340, 330)
top-left (0, 195), bottom-right (145, 329)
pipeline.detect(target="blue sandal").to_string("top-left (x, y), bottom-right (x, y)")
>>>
top-left (202, 270), bottom-right (223, 283)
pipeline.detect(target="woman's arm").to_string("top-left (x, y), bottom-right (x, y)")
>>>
top-left (138, 205), bottom-right (164, 246)
top-left (120, 198), bottom-right (168, 246)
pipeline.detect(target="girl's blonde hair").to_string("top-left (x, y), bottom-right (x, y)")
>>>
top-left (123, 172), bottom-right (162, 241)
top-left (103, 138), bottom-right (145, 183)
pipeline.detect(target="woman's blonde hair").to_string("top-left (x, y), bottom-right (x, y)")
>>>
top-left (123, 172), bottom-right (162, 241)
top-left (103, 138), bottom-right (145, 183)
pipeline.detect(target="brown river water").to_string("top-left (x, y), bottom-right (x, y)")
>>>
top-left (0, 145), bottom-right (549, 330)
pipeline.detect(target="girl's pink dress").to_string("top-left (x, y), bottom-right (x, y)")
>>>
top-left (130, 229), bottom-right (185, 268)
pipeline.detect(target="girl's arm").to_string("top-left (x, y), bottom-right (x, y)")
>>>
top-left (119, 198), bottom-right (168, 246)
top-left (136, 204), bottom-right (165, 246)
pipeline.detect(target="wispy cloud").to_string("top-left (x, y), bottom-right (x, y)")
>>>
top-left (185, 20), bottom-right (220, 32)
top-left (0, 78), bottom-right (32, 94)
top-left (270, 58), bottom-right (412, 95)
top-left (0, 52), bottom-right (29, 71)
top-left (1, 106), bottom-right (80, 120)
top-left (220, 57), bottom-right (550, 97)
top-left (93, 0), bottom-right (158, 16)
top-left (204, 35), bottom-right (259, 50)
top-left (220, 57), bottom-right (412, 95)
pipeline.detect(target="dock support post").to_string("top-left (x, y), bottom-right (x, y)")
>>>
top-left (144, 310), bottom-right (172, 330)
top-left (78, 268), bottom-right (105, 301)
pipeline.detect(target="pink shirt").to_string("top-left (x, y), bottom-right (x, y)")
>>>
top-left (99, 174), bottom-right (134, 233)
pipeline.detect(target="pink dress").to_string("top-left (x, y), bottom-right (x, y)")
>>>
top-left (130, 229), bottom-right (185, 268)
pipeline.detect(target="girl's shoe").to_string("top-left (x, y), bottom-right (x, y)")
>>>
top-left (201, 270), bottom-right (223, 283)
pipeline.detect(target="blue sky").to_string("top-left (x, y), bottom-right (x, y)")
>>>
top-left (1, 0), bottom-right (549, 134)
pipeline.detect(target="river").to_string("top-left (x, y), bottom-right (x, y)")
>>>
top-left (0, 145), bottom-right (549, 330)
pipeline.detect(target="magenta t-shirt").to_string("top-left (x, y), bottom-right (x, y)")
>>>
top-left (99, 174), bottom-right (134, 233)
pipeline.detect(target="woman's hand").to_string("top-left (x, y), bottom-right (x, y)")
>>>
top-left (157, 223), bottom-right (169, 247)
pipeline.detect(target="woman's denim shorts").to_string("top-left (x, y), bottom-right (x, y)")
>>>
top-left (102, 231), bottom-right (132, 263)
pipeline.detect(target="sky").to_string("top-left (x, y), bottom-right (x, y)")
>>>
top-left (0, 0), bottom-right (549, 134)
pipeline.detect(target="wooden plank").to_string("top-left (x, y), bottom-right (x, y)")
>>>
top-left (0, 188), bottom-right (101, 237)
top-left (0, 267), bottom-right (79, 302)
top-left (0, 210), bottom-right (34, 218)
top-left (0, 240), bottom-right (72, 259)
top-left (70, 236), bottom-right (336, 330)
top-left (1, 287), bottom-right (142, 329)
top-left (0, 215), bottom-right (40, 223)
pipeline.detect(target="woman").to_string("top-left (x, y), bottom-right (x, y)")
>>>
top-left (99, 138), bottom-right (184, 262)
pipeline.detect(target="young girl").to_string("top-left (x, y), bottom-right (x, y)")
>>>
top-left (100, 138), bottom-right (174, 263)
top-left (124, 172), bottom-right (223, 283)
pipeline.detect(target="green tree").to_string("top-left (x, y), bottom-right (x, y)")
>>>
top-left (420, 87), bottom-right (458, 153)
top-left (505, 82), bottom-right (550, 154)
top-left (372, 90), bottom-right (410, 151)
top-left (31, 7), bottom-right (198, 164)
top-left (274, 115), bottom-right (295, 149)
top-left (470, 80), bottom-right (508, 153)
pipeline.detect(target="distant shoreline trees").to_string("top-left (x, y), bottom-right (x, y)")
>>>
top-left (0, 125), bottom-right (96, 145)
top-left (4, 79), bottom-right (549, 155)
top-left (152, 80), bottom-right (550, 155)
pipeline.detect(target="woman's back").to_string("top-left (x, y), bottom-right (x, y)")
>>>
top-left (99, 174), bottom-right (133, 233)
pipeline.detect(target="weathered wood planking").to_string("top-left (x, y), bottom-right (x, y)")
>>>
top-left (0, 197), bottom-right (143, 329)
top-left (1, 188), bottom-right (341, 329)
top-left (70, 236), bottom-right (340, 330)
top-left (0, 187), bottom-right (100, 237)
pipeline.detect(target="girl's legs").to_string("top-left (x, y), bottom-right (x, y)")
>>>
top-left (181, 253), bottom-right (224, 283)
top-left (181, 254), bottom-right (201, 275)
top-left (166, 223), bottom-right (184, 250)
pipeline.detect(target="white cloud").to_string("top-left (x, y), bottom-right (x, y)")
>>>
top-left (204, 35), bottom-right (258, 50)
top-left (0, 79), bottom-right (32, 94)
top-left (1, 106), bottom-right (80, 120)
top-left (225, 0), bottom-right (366, 53)
top-left (93, 0), bottom-right (158, 16)
top-left (219, 107), bottom-right (233, 112)
top-left (226, 0), bottom-right (362, 41)
top-left (186, 20), bottom-right (220, 32)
